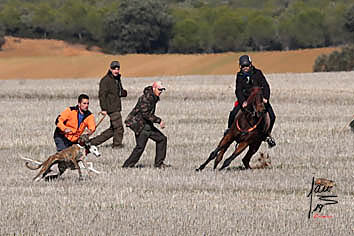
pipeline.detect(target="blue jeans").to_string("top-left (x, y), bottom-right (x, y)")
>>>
top-left (53, 129), bottom-right (74, 152)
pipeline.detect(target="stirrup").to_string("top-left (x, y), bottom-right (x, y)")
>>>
top-left (265, 136), bottom-right (276, 148)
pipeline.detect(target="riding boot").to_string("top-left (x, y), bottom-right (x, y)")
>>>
top-left (228, 106), bottom-right (239, 128)
top-left (265, 125), bottom-right (276, 148)
top-left (224, 128), bottom-right (230, 136)
top-left (264, 103), bottom-right (276, 148)
top-left (225, 106), bottom-right (240, 136)
top-left (265, 136), bottom-right (276, 148)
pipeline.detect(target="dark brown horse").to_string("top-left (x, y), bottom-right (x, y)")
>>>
top-left (196, 87), bottom-right (270, 171)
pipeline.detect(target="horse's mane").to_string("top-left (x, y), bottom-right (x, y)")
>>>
top-left (246, 87), bottom-right (262, 105)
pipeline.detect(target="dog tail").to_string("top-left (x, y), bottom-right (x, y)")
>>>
top-left (25, 162), bottom-right (42, 170)
top-left (20, 155), bottom-right (42, 170)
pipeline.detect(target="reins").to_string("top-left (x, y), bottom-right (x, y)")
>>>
top-left (236, 88), bottom-right (264, 134)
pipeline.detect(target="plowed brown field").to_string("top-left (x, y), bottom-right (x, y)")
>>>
top-left (0, 36), bottom-right (338, 79)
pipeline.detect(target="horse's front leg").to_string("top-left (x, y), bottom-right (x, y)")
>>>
top-left (196, 147), bottom-right (220, 171)
top-left (213, 132), bottom-right (236, 169)
top-left (196, 132), bottom-right (235, 171)
top-left (213, 149), bottom-right (226, 169)
top-left (242, 141), bottom-right (262, 169)
top-left (219, 142), bottom-right (249, 170)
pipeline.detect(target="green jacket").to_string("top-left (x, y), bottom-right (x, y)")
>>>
top-left (98, 71), bottom-right (127, 114)
top-left (125, 86), bottom-right (161, 135)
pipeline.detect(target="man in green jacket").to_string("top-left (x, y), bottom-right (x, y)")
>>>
top-left (123, 81), bottom-right (169, 168)
top-left (90, 61), bottom-right (127, 149)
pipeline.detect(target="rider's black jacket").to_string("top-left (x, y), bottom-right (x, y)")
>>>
top-left (235, 66), bottom-right (270, 104)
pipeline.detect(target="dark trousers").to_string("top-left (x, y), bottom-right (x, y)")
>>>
top-left (123, 125), bottom-right (167, 168)
top-left (228, 103), bottom-right (276, 134)
top-left (53, 129), bottom-right (74, 152)
top-left (90, 111), bottom-right (124, 147)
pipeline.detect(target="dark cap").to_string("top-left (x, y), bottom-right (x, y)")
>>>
top-left (110, 61), bottom-right (120, 69)
top-left (239, 55), bottom-right (252, 67)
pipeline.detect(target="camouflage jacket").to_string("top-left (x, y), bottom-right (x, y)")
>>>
top-left (125, 86), bottom-right (162, 135)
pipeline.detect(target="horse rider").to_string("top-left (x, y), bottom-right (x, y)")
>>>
top-left (227, 55), bottom-right (276, 148)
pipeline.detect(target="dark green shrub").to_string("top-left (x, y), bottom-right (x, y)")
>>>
top-left (313, 46), bottom-right (354, 72)
top-left (313, 54), bottom-right (329, 72)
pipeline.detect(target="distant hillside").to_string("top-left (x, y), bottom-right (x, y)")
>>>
top-left (0, 37), bottom-right (338, 79)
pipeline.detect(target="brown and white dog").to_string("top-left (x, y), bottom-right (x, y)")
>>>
top-left (25, 134), bottom-right (101, 181)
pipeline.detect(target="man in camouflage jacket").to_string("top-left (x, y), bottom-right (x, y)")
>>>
top-left (123, 81), bottom-right (169, 168)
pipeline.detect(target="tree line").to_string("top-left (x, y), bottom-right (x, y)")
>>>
top-left (0, 0), bottom-right (353, 55)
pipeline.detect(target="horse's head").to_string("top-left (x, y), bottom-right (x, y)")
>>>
top-left (246, 87), bottom-right (266, 118)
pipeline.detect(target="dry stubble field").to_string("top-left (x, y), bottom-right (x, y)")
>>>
top-left (0, 72), bottom-right (353, 235)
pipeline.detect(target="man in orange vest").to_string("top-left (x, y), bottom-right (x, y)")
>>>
top-left (54, 94), bottom-right (96, 152)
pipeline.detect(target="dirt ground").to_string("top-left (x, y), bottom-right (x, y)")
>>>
top-left (0, 36), bottom-right (338, 79)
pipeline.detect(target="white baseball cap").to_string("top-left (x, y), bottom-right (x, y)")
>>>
top-left (152, 81), bottom-right (166, 91)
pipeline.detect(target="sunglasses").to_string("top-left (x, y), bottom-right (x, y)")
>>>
top-left (241, 64), bottom-right (251, 68)
top-left (158, 88), bottom-right (165, 92)
top-left (111, 66), bottom-right (120, 70)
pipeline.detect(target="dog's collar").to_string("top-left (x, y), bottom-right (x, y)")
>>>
top-left (77, 144), bottom-right (85, 149)
top-left (77, 143), bottom-right (91, 155)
